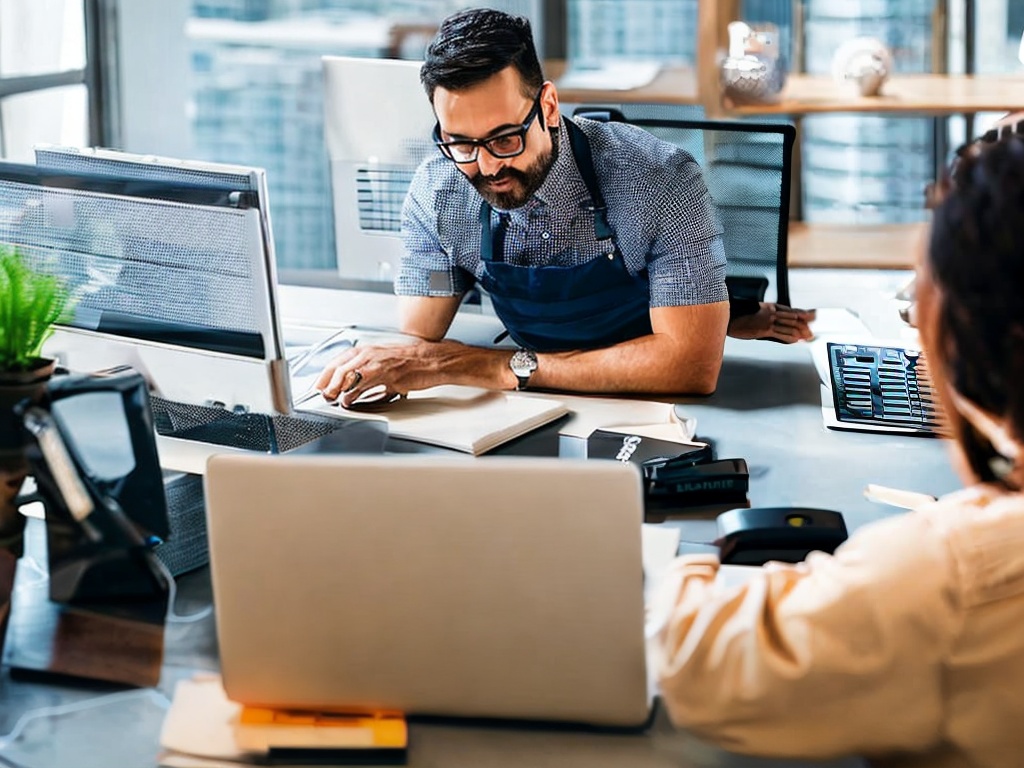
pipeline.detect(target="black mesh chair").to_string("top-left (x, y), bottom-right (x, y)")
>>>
top-left (573, 105), bottom-right (796, 306)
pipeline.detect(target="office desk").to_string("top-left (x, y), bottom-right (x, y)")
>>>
top-left (0, 272), bottom-right (957, 768)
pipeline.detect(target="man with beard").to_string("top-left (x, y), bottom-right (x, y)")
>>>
top-left (316, 8), bottom-right (813, 406)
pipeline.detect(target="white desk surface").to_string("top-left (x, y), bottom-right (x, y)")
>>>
top-left (3, 268), bottom-right (945, 768)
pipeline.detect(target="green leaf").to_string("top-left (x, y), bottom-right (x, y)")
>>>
top-left (0, 245), bottom-right (74, 371)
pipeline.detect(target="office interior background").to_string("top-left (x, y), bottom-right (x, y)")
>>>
top-left (0, 0), bottom-right (1021, 285)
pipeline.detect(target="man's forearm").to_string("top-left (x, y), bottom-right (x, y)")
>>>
top-left (531, 333), bottom-right (722, 395)
top-left (429, 301), bottom-right (727, 396)
top-left (433, 333), bottom-right (722, 396)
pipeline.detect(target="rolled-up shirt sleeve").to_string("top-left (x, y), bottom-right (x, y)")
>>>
top-left (645, 157), bottom-right (728, 309)
top-left (649, 511), bottom-right (961, 759)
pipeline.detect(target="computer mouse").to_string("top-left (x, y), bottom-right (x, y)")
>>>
top-left (716, 507), bottom-right (848, 566)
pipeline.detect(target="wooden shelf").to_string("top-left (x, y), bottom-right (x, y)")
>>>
top-left (726, 74), bottom-right (1024, 116)
top-left (788, 222), bottom-right (926, 269)
top-left (547, 61), bottom-right (699, 107)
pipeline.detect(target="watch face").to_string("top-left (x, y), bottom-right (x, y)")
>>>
top-left (510, 349), bottom-right (537, 376)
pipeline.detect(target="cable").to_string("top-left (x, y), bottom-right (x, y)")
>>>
top-left (0, 688), bottom-right (170, 752)
top-left (146, 551), bottom-right (214, 625)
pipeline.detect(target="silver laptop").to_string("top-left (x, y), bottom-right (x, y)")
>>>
top-left (204, 454), bottom-right (650, 727)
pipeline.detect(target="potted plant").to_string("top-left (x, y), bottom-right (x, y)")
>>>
top-left (0, 244), bottom-right (73, 647)
top-left (0, 244), bottom-right (73, 450)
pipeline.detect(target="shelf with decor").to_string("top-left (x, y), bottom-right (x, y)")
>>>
top-left (552, 1), bottom-right (1020, 270)
top-left (723, 73), bottom-right (1024, 117)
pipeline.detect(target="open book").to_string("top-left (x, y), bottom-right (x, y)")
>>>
top-left (289, 327), bottom-right (568, 455)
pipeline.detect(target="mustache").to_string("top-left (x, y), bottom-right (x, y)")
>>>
top-left (473, 167), bottom-right (526, 185)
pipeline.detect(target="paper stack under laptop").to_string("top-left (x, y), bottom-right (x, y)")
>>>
top-left (159, 675), bottom-right (407, 767)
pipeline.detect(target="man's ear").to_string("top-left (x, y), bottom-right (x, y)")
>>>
top-left (541, 81), bottom-right (560, 129)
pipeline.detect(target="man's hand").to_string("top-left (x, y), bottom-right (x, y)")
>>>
top-left (314, 339), bottom-right (512, 408)
top-left (727, 303), bottom-right (816, 343)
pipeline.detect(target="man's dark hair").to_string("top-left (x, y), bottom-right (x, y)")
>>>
top-left (928, 133), bottom-right (1024, 488)
top-left (420, 8), bottom-right (543, 102)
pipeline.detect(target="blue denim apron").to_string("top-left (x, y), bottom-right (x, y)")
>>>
top-left (477, 120), bottom-right (652, 353)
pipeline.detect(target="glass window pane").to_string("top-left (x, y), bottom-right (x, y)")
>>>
top-left (975, 1), bottom-right (1022, 73)
top-left (180, 1), bottom-right (540, 275)
top-left (0, 85), bottom-right (88, 162)
top-left (0, 0), bottom-right (86, 77)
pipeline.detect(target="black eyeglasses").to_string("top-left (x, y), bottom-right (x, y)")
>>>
top-left (433, 88), bottom-right (544, 164)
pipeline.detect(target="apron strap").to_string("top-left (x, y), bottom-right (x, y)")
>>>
top-left (479, 203), bottom-right (510, 263)
top-left (479, 117), bottom-right (614, 264)
top-left (563, 119), bottom-right (613, 241)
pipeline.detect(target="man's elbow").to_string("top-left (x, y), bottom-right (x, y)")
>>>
top-left (672, 356), bottom-right (722, 396)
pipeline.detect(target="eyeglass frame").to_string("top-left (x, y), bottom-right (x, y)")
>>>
top-left (432, 86), bottom-right (547, 164)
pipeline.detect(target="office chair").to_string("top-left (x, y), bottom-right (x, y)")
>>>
top-left (573, 105), bottom-right (796, 307)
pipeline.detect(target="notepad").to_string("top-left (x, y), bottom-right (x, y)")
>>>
top-left (299, 385), bottom-right (568, 455)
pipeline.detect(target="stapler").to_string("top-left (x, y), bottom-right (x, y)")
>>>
top-left (716, 507), bottom-right (848, 565)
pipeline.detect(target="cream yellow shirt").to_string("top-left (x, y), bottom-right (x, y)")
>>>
top-left (650, 486), bottom-right (1024, 767)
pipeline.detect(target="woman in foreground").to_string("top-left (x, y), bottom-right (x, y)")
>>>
top-left (650, 134), bottom-right (1024, 767)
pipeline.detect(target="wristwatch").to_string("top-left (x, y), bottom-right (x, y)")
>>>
top-left (509, 348), bottom-right (538, 391)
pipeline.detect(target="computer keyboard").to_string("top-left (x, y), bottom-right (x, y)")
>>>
top-left (827, 342), bottom-right (942, 435)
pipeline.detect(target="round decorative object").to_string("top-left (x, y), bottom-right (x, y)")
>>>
top-left (720, 21), bottom-right (786, 106)
top-left (832, 37), bottom-right (893, 97)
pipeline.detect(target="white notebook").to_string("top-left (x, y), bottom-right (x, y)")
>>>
top-left (288, 326), bottom-right (568, 454)
top-left (298, 385), bottom-right (568, 455)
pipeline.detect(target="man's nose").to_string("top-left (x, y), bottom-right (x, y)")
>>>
top-left (476, 150), bottom-right (507, 177)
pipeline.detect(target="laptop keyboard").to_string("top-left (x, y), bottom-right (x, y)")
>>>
top-left (827, 342), bottom-right (942, 435)
top-left (150, 395), bottom-right (347, 452)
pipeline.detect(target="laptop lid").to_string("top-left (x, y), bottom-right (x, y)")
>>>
top-left (204, 454), bottom-right (650, 727)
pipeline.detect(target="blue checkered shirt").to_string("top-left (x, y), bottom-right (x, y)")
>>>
top-left (396, 115), bottom-right (728, 308)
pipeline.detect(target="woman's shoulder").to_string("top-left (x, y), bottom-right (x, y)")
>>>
top-left (920, 486), bottom-right (1024, 606)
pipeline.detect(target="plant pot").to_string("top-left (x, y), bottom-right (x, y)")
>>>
top-left (0, 359), bottom-right (52, 657)
top-left (0, 358), bottom-right (56, 457)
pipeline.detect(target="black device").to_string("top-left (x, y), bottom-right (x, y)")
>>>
top-left (828, 342), bottom-right (941, 435)
top-left (646, 457), bottom-right (749, 507)
top-left (716, 507), bottom-right (848, 566)
top-left (19, 368), bottom-right (170, 605)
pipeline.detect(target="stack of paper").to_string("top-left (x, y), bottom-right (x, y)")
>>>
top-left (159, 675), bottom-right (407, 767)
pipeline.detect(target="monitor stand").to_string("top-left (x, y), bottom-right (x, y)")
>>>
top-left (2, 518), bottom-right (167, 688)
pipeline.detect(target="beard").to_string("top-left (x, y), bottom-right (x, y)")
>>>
top-left (470, 128), bottom-right (559, 210)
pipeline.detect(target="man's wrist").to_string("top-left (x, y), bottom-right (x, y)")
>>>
top-left (508, 348), bottom-right (539, 391)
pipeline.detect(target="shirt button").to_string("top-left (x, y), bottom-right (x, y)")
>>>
top-left (606, 252), bottom-right (615, 260)
top-left (541, 231), bottom-right (551, 240)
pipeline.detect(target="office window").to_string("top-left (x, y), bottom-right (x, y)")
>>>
top-left (0, 0), bottom-right (89, 160)
top-left (112, 0), bottom-right (541, 280)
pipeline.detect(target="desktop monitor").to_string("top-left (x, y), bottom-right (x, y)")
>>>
top-left (0, 158), bottom-right (293, 456)
top-left (4, 152), bottom-right (387, 459)
top-left (323, 57), bottom-right (794, 305)
top-left (25, 147), bottom-right (290, 416)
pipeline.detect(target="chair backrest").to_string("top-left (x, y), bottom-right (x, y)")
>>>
top-left (574, 105), bottom-right (795, 306)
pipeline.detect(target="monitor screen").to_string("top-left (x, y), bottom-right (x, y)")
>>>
top-left (0, 156), bottom-right (290, 415)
